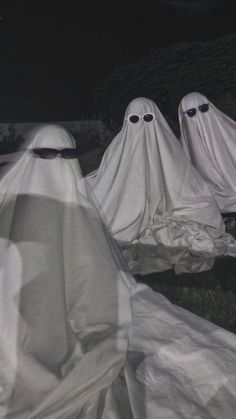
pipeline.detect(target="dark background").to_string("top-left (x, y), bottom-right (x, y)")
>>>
top-left (0, 0), bottom-right (235, 122)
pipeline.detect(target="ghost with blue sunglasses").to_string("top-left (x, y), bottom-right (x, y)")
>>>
top-left (185, 103), bottom-right (209, 117)
top-left (179, 92), bottom-right (236, 214)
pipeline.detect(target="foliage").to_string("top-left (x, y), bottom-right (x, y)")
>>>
top-left (70, 122), bottom-right (113, 154)
top-left (94, 34), bottom-right (236, 136)
top-left (0, 124), bottom-right (24, 154)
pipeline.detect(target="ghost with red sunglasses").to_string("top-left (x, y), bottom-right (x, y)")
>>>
top-left (0, 124), bottom-right (83, 199)
top-left (0, 124), bottom-right (132, 417)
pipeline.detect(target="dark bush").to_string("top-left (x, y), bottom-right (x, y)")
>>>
top-left (94, 34), bottom-right (236, 136)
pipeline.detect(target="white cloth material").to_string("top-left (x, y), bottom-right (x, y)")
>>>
top-left (179, 92), bottom-right (236, 213)
top-left (126, 284), bottom-right (236, 419)
top-left (0, 125), bottom-right (132, 418)
top-left (1, 124), bottom-right (236, 418)
top-left (86, 97), bottom-right (235, 274)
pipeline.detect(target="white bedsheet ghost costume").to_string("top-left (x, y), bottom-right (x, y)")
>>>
top-left (0, 124), bottom-right (131, 418)
top-left (86, 98), bottom-right (235, 275)
top-left (179, 92), bottom-right (236, 213)
top-left (1, 124), bottom-right (236, 419)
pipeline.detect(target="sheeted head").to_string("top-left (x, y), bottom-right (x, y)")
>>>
top-left (178, 92), bottom-right (236, 212)
top-left (0, 124), bottom-right (83, 202)
top-left (123, 97), bottom-right (168, 131)
top-left (179, 92), bottom-right (210, 121)
top-left (28, 124), bottom-right (76, 149)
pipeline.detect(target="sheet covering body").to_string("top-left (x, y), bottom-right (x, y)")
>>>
top-left (0, 125), bottom-right (132, 418)
top-left (87, 98), bottom-right (235, 274)
top-left (179, 92), bottom-right (236, 213)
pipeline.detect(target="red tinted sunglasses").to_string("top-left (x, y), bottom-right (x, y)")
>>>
top-left (31, 148), bottom-right (79, 159)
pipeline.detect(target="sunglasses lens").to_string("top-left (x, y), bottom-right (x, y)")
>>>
top-left (32, 148), bottom-right (58, 159)
top-left (143, 113), bottom-right (154, 122)
top-left (186, 108), bottom-right (196, 118)
top-left (199, 103), bottom-right (209, 113)
top-left (129, 115), bottom-right (140, 123)
top-left (61, 149), bottom-right (78, 159)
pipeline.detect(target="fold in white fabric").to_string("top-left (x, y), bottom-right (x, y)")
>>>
top-left (179, 92), bottom-right (236, 213)
top-left (1, 124), bottom-right (236, 418)
top-left (126, 284), bottom-right (236, 419)
top-left (86, 97), bottom-right (235, 274)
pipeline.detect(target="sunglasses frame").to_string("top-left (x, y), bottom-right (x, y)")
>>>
top-left (127, 112), bottom-right (155, 123)
top-left (31, 148), bottom-right (79, 159)
top-left (184, 103), bottom-right (209, 118)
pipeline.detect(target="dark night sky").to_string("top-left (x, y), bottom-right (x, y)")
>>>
top-left (0, 0), bottom-right (235, 122)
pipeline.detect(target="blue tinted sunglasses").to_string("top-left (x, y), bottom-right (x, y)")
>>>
top-left (185, 103), bottom-right (209, 117)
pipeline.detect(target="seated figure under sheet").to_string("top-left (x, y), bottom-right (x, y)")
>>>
top-left (1, 124), bottom-right (236, 419)
top-left (86, 97), bottom-right (235, 275)
top-left (179, 92), bottom-right (236, 214)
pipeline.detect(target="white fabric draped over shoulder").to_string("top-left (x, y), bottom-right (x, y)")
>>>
top-left (179, 92), bottom-right (236, 213)
top-left (86, 97), bottom-right (236, 275)
top-left (1, 124), bottom-right (236, 418)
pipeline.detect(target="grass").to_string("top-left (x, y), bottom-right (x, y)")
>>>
top-left (135, 256), bottom-right (236, 334)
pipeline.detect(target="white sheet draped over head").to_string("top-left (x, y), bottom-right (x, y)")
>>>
top-left (0, 124), bottom-right (132, 418)
top-left (88, 97), bottom-right (235, 274)
top-left (1, 124), bottom-right (236, 418)
top-left (179, 92), bottom-right (236, 213)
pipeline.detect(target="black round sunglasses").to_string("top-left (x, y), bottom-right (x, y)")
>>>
top-left (128, 113), bottom-right (154, 123)
top-left (31, 148), bottom-right (79, 159)
top-left (185, 103), bottom-right (209, 118)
